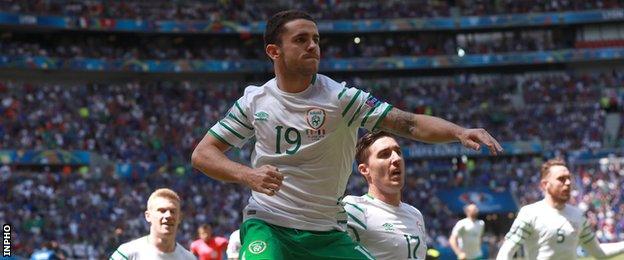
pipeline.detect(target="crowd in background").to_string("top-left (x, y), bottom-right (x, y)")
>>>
top-left (0, 0), bottom-right (620, 21)
top-left (3, 71), bottom-right (621, 165)
top-left (2, 70), bottom-right (624, 258)
top-left (0, 29), bottom-right (571, 61)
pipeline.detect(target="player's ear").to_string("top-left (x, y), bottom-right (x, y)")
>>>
top-left (266, 44), bottom-right (280, 61)
top-left (358, 163), bottom-right (371, 182)
top-left (145, 210), bottom-right (150, 222)
top-left (539, 178), bottom-right (548, 191)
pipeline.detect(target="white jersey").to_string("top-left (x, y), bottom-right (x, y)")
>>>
top-left (110, 236), bottom-right (195, 260)
top-left (503, 200), bottom-right (594, 260)
top-left (226, 229), bottom-right (241, 259)
top-left (450, 218), bottom-right (485, 259)
top-left (343, 195), bottom-right (427, 260)
top-left (209, 74), bottom-right (392, 231)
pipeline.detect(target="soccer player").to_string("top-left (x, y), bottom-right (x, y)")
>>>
top-left (449, 203), bottom-right (485, 260)
top-left (191, 10), bottom-right (502, 259)
top-left (343, 131), bottom-right (427, 259)
top-left (226, 229), bottom-right (241, 260)
top-left (110, 188), bottom-right (195, 260)
top-left (496, 159), bottom-right (624, 260)
top-left (190, 224), bottom-right (228, 260)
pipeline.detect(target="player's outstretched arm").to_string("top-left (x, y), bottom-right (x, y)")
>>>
top-left (191, 134), bottom-right (283, 196)
top-left (379, 107), bottom-right (503, 155)
top-left (495, 239), bottom-right (519, 260)
top-left (582, 236), bottom-right (624, 258)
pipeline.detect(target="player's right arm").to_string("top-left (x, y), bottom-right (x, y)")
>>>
top-left (496, 208), bottom-right (533, 260)
top-left (449, 221), bottom-right (466, 259)
top-left (579, 220), bottom-right (624, 258)
top-left (191, 94), bottom-right (283, 196)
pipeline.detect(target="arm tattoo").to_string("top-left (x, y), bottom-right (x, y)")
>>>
top-left (379, 108), bottom-right (417, 138)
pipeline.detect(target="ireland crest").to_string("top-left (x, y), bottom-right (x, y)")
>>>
top-left (306, 108), bottom-right (326, 130)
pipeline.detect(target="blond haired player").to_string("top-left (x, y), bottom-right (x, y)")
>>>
top-left (497, 159), bottom-right (624, 260)
top-left (110, 188), bottom-right (194, 260)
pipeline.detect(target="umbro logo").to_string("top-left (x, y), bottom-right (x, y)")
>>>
top-left (254, 111), bottom-right (269, 121)
top-left (382, 223), bottom-right (395, 231)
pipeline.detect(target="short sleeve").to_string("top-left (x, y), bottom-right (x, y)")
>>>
top-left (338, 86), bottom-right (392, 130)
top-left (451, 220), bottom-right (464, 237)
top-left (504, 207), bottom-right (534, 246)
top-left (208, 94), bottom-right (255, 148)
top-left (342, 196), bottom-right (368, 242)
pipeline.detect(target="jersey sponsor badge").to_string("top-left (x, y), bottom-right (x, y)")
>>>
top-left (306, 108), bottom-right (326, 129)
top-left (248, 240), bottom-right (267, 254)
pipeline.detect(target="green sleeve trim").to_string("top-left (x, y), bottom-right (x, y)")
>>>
top-left (338, 87), bottom-right (347, 99)
top-left (342, 89), bottom-right (362, 117)
top-left (373, 104), bottom-right (393, 130)
top-left (219, 121), bottom-right (245, 139)
top-left (234, 101), bottom-right (248, 119)
top-left (228, 113), bottom-right (254, 130)
top-left (347, 212), bottom-right (367, 230)
top-left (114, 249), bottom-right (129, 260)
top-left (582, 233), bottom-right (595, 244)
top-left (208, 129), bottom-right (234, 147)
top-left (348, 98), bottom-right (367, 127)
top-left (345, 202), bottom-right (365, 213)
top-left (360, 102), bottom-right (381, 127)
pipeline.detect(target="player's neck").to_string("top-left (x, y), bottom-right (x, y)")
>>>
top-left (148, 233), bottom-right (176, 253)
top-left (275, 70), bottom-right (315, 93)
top-left (368, 188), bottom-right (401, 207)
top-left (544, 196), bottom-right (566, 210)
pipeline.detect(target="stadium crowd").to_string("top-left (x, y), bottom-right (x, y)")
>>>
top-left (0, 0), bottom-right (620, 21)
top-left (2, 71), bottom-right (621, 165)
top-left (0, 30), bottom-right (569, 61)
top-left (2, 70), bottom-right (624, 258)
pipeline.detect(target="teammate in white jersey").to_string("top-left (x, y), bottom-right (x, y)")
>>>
top-left (110, 188), bottom-right (195, 260)
top-left (226, 229), bottom-right (241, 260)
top-left (343, 131), bottom-right (427, 260)
top-left (497, 158), bottom-right (624, 260)
top-left (191, 10), bottom-right (502, 259)
top-left (449, 204), bottom-right (485, 260)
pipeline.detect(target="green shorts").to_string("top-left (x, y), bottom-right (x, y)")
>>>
top-left (239, 219), bottom-right (375, 260)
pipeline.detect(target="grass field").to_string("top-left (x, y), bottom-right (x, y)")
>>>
top-left (579, 255), bottom-right (624, 260)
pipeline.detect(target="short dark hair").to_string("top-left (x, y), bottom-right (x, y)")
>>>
top-left (540, 158), bottom-right (566, 179)
top-left (264, 10), bottom-right (315, 46)
top-left (355, 131), bottom-right (394, 165)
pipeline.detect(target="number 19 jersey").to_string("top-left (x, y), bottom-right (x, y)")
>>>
top-left (208, 74), bottom-right (392, 231)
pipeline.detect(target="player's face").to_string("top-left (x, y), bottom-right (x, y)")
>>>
top-left (543, 165), bottom-right (572, 204)
top-left (198, 226), bottom-right (212, 242)
top-left (274, 19), bottom-right (320, 75)
top-left (361, 136), bottom-right (405, 194)
top-left (465, 204), bottom-right (479, 218)
top-left (145, 197), bottom-right (181, 237)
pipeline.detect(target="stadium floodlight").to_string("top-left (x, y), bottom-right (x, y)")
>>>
top-left (457, 48), bottom-right (465, 57)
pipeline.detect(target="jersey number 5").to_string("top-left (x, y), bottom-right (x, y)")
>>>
top-left (275, 126), bottom-right (301, 154)
top-left (404, 234), bottom-right (421, 259)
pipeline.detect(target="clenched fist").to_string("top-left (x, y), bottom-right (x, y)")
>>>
top-left (242, 165), bottom-right (284, 196)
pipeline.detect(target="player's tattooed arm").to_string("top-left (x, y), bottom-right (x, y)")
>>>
top-left (379, 107), bottom-right (503, 155)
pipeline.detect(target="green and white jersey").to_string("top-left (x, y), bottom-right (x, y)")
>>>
top-left (503, 200), bottom-right (594, 260)
top-left (209, 74), bottom-right (392, 231)
top-left (343, 195), bottom-right (427, 260)
top-left (109, 236), bottom-right (195, 260)
top-left (450, 218), bottom-right (485, 259)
